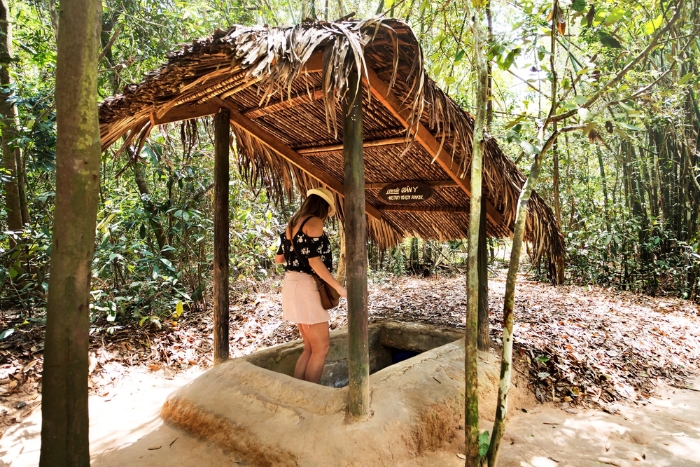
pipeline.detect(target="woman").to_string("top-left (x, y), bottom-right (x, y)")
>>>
top-left (275, 187), bottom-right (347, 384)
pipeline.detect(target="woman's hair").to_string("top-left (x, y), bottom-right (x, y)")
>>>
top-left (287, 194), bottom-right (330, 236)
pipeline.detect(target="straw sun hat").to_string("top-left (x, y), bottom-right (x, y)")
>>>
top-left (306, 187), bottom-right (336, 217)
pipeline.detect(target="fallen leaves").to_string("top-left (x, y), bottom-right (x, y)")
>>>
top-left (328, 273), bottom-right (699, 407)
top-left (487, 278), bottom-right (700, 407)
top-left (0, 267), bottom-right (697, 436)
top-left (22, 360), bottom-right (37, 373)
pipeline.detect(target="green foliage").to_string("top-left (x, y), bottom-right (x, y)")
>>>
top-left (478, 430), bottom-right (490, 458)
top-left (596, 31), bottom-right (622, 49)
top-left (567, 209), bottom-right (700, 298)
top-left (3, 0), bottom-right (700, 323)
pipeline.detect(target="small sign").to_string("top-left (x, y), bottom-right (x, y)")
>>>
top-left (379, 181), bottom-right (434, 204)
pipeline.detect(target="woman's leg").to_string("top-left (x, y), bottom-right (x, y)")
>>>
top-left (302, 322), bottom-right (330, 383)
top-left (293, 324), bottom-right (312, 380)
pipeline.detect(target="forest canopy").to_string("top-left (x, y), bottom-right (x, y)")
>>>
top-left (2, 0), bottom-right (700, 325)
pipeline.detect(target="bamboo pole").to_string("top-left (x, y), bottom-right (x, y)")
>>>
top-left (344, 70), bottom-right (369, 419)
top-left (296, 137), bottom-right (406, 154)
top-left (213, 108), bottom-right (231, 365)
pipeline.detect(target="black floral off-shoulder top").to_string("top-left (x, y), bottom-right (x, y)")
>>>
top-left (276, 217), bottom-right (333, 275)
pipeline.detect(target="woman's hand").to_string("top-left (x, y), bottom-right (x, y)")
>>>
top-left (308, 257), bottom-right (347, 298)
top-left (336, 285), bottom-right (348, 299)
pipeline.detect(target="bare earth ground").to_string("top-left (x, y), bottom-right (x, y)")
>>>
top-left (402, 375), bottom-right (700, 467)
top-left (1, 272), bottom-right (699, 466)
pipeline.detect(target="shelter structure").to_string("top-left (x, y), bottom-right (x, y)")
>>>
top-left (98, 18), bottom-right (565, 417)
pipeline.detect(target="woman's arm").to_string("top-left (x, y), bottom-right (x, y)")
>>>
top-left (308, 257), bottom-right (348, 298)
top-left (274, 230), bottom-right (287, 264)
top-left (303, 217), bottom-right (346, 297)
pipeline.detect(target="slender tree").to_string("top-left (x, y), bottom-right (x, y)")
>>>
top-left (477, 0), bottom-right (494, 352)
top-left (39, 0), bottom-right (102, 465)
top-left (465, 0), bottom-right (488, 463)
top-left (485, 3), bottom-right (681, 465)
top-left (0, 0), bottom-right (26, 246)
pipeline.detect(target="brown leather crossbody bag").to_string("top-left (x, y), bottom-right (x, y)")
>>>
top-left (311, 274), bottom-right (340, 310)
top-left (290, 223), bottom-right (340, 310)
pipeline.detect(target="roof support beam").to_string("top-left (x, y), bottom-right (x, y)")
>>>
top-left (362, 67), bottom-right (503, 226)
top-left (210, 97), bottom-right (382, 220)
top-left (365, 180), bottom-right (458, 190)
top-left (302, 53), bottom-right (324, 73)
top-left (296, 136), bottom-right (406, 155)
top-left (150, 100), bottom-right (221, 126)
top-left (244, 88), bottom-right (325, 119)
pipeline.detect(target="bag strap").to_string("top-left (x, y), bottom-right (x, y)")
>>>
top-left (295, 215), bottom-right (314, 238)
top-left (285, 215), bottom-right (312, 261)
top-left (290, 216), bottom-right (319, 278)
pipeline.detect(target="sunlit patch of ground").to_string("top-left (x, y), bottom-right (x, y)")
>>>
top-left (1, 273), bottom-right (698, 465)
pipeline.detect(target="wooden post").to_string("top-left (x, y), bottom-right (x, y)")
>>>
top-left (213, 108), bottom-right (230, 364)
top-left (344, 70), bottom-right (369, 419)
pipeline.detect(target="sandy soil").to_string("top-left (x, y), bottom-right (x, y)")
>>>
top-left (2, 273), bottom-right (698, 466)
top-left (2, 366), bottom-right (698, 466)
top-left (403, 374), bottom-right (700, 467)
top-left (1, 366), bottom-right (247, 467)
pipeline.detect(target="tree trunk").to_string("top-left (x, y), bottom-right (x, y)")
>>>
top-left (552, 123), bottom-right (562, 226)
top-left (485, 150), bottom-right (538, 467)
top-left (466, 3), bottom-right (488, 464)
top-left (100, 9), bottom-right (121, 94)
top-left (39, 1), bottom-right (101, 465)
top-left (0, 0), bottom-right (25, 245)
top-left (48, 0), bottom-right (59, 40)
top-left (477, 200), bottom-right (489, 351)
top-left (213, 108), bottom-right (231, 365)
top-left (550, 137), bottom-right (564, 285)
top-left (409, 237), bottom-right (419, 272)
top-left (478, 0), bottom-right (493, 352)
top-left (552, 120), bottom-right (565, 284)
top-left (133, 159), bottom-right (173, 259)
top-left (344, 70), bottom-right (369, 419)
top-left (487, 1), bottom-right (557, 463)
top-left (552, 129), bottom-right (565, 284)
top-left (485, 0), bottom-right (494, 131)
top-left (597, 146), bottom-right (609, 223)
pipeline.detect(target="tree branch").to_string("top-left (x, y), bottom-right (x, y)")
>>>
top-left (551, 5), bottom-right (682, 123)
top-left (507, 68), bottom-right (551, 99)
top-left (98, 22), bottom-right (122, 63)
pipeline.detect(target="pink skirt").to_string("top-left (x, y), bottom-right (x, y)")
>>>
top-left (282, 271), bottom-right (330, 324)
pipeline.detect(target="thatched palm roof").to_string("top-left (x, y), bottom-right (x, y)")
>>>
top-left (98, 18), bottom-right (565, 270)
